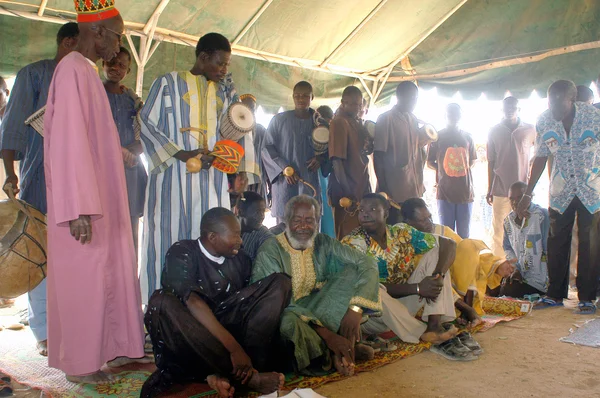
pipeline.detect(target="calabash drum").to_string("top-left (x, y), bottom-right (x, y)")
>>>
top-left (364, 120), bottom-right (376, 139)
top-left (24, 106), bottom-right (46, 137)
top-left (220, 102), bottom-right (255, 142)
top-left (420, 124), bottom-right (438, 144)
top-left (311, 126), bottom-right (330, 155)
top-left (0, 198), bottom-right (47, 298)
top-left (210, 140), bottom-right (246, 174)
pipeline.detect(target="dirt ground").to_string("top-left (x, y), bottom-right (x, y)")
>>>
top-left (2, 296), bottom-right (599, 398)
top-left (316, 297), bottom-right (600, 398)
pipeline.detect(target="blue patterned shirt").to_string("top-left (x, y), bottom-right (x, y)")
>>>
top-left (535, 103), bottom-right (600, 214)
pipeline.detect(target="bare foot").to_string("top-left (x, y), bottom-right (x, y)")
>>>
top-left (207, 375), bottom-right (234, 398)
top-left (37, 340), bottom-right (48, 356)
top-left (66, 371), bottom-right (115, 385)
top-left (333, 354), bottom-right (355, 376)
top-left (421, 325), bottom-right (458, 344)
top-left (107, 356), bottom-right (154, 368)
top-left (247, 372), bottom-right (284, 394)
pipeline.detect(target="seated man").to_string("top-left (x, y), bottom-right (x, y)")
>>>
top-left (142, 208), bottom-right (291, 398)
top-left (343, 194), bottom-right (480, 361)
top-left (402, 198), bottom-right (515, 318)
top-left (252, 195), bottom-right (381, 377)
top-left (502, 182), bottom-right (549, 298)
top-left (237, 191), bottom-right (273, 260)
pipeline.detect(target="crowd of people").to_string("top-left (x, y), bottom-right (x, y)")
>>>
top-left (1, 2), bottom-right (599, 397)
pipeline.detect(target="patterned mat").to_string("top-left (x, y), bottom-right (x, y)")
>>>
top-left (0, 297), bottom-right (531, 398)
top-left (560, 317), bottom-right (600, 348)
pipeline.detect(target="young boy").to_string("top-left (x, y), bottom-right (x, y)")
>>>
top-left (502, 181), bottom-right (549, 297)
top-left (103, 47), bottom-right (148, 255)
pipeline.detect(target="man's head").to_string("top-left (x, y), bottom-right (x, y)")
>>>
top-left (194, 33), bottom-right (232, 83)
top-left (78, 14), bottom-right (125, 62)
top-left (340, 86), bottom-right (363, 118)
top-left (56, 22), bottom-right (79, 59)
top-left (508, 181), bottom-right (528, 212)
top-left (576, 85), bottom-right (594, 104)
top-left (502, 96), bottom-right (519, 120)
top-left (0, 76), bottom-right (9, 115)
top-left (547, 80), bottom-right (577, 122)
top-left (357, 193), bottom-right (389, 234)
top-left (401, 198), bottom-right (433, 233)
top-left (200, 207), bottom-right (243, 258)
top-left (102, 47), bottom-right (131, 83)
top-left (446, 103), bottom-right (462, 127)
top-left (316, 105), bottom-right (334, 124)
top-left (240, 93), bottom-right (257, 113)
top-left (395, 81), bottom-right (418, 113)
top-left (284, 195), bottom-right (320, 250)
top-left (237, 191), bottom-right (266, 232)
top-left (293, 81), bottom-right (313, 111)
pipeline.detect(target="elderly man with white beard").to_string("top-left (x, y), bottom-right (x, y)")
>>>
top-left (252, 195), bottom-right (381, 377)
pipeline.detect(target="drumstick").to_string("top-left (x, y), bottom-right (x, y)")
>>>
top-left (180, 127), bottom-right (209, 155)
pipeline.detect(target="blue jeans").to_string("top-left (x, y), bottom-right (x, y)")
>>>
top-left (28, 278), bottom-right (47, 342)
top-left (437, 200), bottom-right (473, 239)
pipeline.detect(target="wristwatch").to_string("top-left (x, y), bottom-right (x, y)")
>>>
top-left (349, 305), bottom-right (363, 314)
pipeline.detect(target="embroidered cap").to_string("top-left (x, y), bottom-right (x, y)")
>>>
top-left (74, 0), bottom-right (120, 23)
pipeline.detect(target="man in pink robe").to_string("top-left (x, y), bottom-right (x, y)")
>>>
top-left (43, 1), bottom-right (145, 384)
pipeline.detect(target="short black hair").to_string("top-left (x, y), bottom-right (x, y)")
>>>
top-left (56, 22), bottom-right (79, 46)
top-left (509, 181), bottom-right (528, 192)
top-left (503, 96), bottom-right (519, 105)
top-left (118, 46), bottom-right (132, 63)
top-left (342, 85), bottom-right (362, 99)
top-left (361, 193), bottom-right (389, 209)
top-left (237, 191), bottom-right (265, 215)
top-left (195, 33), bottom-right (231, 58)
top-left (316, 105), bottom-right (334, 119)
top-left (576, 85), bottom-right (594, 103)
top-left (396, 81), bottom-right (418, 96)
top-left (200, 207), bottom-right (236, 236)
top-left (0, 76), bottom-right (7, 90)
top-left (548, 80), bottom-right (577, 100)
top-left (294, 81), bottom-right (313, 93)
top-left (400, 198), bottom-right (428, 221)
top-left (447, 103), bottom-right (461, 111)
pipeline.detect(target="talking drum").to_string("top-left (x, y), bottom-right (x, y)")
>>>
top-left (210, 140), bottom-right (246, 174)
top-left (220, 102), bottom-right (255, 142)
top-left (24, 105), bottom-right (47, 137)
top-left (419, 123), bottom-right (438, 144)
top-left (311, 126), bottom-right (329, 155)
top-left (364, 120), bottom-right (376, 139)
top-left (0, 198), bottom-right (47, 298)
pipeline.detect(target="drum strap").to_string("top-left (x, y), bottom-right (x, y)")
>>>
top-left (5, 184), bottom-right (47, 258)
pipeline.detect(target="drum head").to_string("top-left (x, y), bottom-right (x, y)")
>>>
top-left (424, 124), bottom-right (438, 141)
top-left (230, 103), bottom-right (255, 131)
top-left (312, 126), bottom-right (329, 144)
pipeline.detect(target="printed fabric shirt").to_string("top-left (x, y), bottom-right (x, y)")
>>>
top-left (535, 102), bottom-right (600, 214)
top-left (342, 223), bottom-right (437, 284)
top-left (502, 204), bottom-right (549, 293)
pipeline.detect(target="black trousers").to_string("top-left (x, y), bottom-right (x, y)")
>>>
top-left (500, 281), bottom-right (544, 298)
top-left (547, 197), bottom-right (600, 301)
top-left (144, 273), bottom-right (292, 382)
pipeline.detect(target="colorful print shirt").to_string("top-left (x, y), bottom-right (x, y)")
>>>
top-left (342, 223), bottom-right (437, 284)
top-left (535, 103), bottom-right (600, 214)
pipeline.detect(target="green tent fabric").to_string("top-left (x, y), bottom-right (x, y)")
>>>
top-left (1, 0), bottom-right (599, 108)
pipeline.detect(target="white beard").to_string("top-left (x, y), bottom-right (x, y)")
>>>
top-left (285, 226), bottom-right (317, 250)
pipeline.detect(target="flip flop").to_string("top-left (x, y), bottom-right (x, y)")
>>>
top-left (362, 336), bottom-right (398, 352)
top-left (573, 301), bottom-right (597, 315)
top-left (533, 297), bottom-right (564, 310)
top-left (457, 332), bottom-right (483, 356)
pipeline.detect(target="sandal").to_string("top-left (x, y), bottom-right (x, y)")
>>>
top-left (573, 301), bottom-right (597, 315)
top-left (430, 337), bottom-right (478, 361)
top-left (362, 336), bottom-right (398, 352)
top-left (457, 332), bottom-right (483, 356)
top-left (533, 297), bottom-right (564, 310)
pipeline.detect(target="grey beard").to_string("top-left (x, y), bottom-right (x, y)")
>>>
top-left (285, 226), bottom-right (317, 250)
